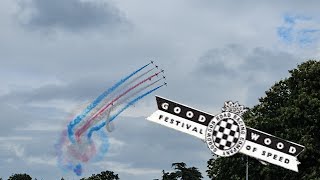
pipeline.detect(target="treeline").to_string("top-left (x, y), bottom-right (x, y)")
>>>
top-left (1, 162), bottom-right (202, 180)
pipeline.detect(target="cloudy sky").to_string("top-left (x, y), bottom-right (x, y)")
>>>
top-left (1, 0), bottom-right (320, 179)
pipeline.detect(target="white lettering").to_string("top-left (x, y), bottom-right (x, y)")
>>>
top-left (264, 138), bottom-right (271, 145)
top-left (186, 111), bottom-right (194, 118)
top-left (277, 142), bottom-right (284, 149)
top-left (174, 107), bottom-right (181, 114)
top-left (251, 133), bottom-right (260, 141)
top-left (161, 103), bottom-right (169, 110)
top-left (289, 146), bottom-right (296, 154)
top-left (198, 115), bottom-right (206, 122)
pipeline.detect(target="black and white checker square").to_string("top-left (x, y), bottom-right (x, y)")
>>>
top-left (212, 118), bottom-right (240, 150)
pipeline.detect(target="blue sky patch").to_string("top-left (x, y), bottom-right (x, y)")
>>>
top-left (277, 14), bottom-right (320, 46)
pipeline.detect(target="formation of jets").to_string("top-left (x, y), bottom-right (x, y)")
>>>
top-left (109, 61), bottom-right (167, 108)
top-left (151, 60), bottom-right (167, 86)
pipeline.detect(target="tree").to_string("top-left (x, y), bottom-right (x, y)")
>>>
top-left (207, 60), bottom-right (320, 179)
top-left (80, 170), bottom-right (119, 180)
top-left (162, 162), bottom-right (203, 180)
top-left (8, 173), bottom-right (32, 180)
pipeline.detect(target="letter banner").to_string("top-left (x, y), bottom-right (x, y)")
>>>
top-left (240, 128), bottom-right (304, 172)
top-left (147, 96), bottom-right (305, 172)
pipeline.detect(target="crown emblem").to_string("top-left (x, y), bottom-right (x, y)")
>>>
top-left (221, 101), bottom-right (247, 116)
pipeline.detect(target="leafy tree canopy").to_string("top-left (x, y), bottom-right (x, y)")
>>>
top-left (162, 162), bottom-right (203, 180)
top-left (80, 170), bottom-right (120, 180)
top-left (8, 173), bottom-right (32, 180)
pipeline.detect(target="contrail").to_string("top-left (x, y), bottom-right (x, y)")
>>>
top-left (57, 62), bottom-right (166, 176)
top-left (75, 71), bottom-right (161, 139)
top-left (91, 130), bottom-right (109, 162)
top-left (67, 62), bottom-right (151, 143)
top-left (91, 78), bottom-right (163, 133)
top-left (97, 78), bottom-right (163, 125)
top-left (74, 67), bottom-right (156, 133)
top-left (84, 78), bottom-right (163, 134)
top-left (120, 67), bottom-right (156, 93)
top-left (87, 84), bottom-right (164, 139)
top-left (104, 78), bottom-right (163, 132)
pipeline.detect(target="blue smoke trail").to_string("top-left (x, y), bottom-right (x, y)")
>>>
top-left (91, 130), bottom-right (109, 162)
top-left (87, 84), bottom-right (164, 139)
top-left (73, 164), bottom-right (82, 176)
top-left (104, 78), bottom-right (162, 132)
top-left (55, 131), bottom-right (83, 175)
top-left (85, 67), bottom-right (156, 131)
top-left (67, 63), bottom-right (151, 143)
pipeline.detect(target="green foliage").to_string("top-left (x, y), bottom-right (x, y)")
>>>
top-left (162, 162), bottom-right (203, 180)
top-left (80, 170), bottom-right (119, 180)
top-left (8, 173), bottom-right (32, 180)
top-left (207, 60), bottom-right (320, 179)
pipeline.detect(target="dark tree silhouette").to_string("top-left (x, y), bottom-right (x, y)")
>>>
top-left (8, 173), bottom-right (32, 180)
top-left (162, 162), bottom-right (203, 180)
top-left (80, 170), bottom-right (119, 180)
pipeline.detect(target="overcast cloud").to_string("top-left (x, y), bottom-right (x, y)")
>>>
top-left (17, 0), bottom-right (129, 32)
top-left (1, 0), bottom-right (320, 179)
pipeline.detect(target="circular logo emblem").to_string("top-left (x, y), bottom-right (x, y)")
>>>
top-left (205, 112), bottom-right (246, 157)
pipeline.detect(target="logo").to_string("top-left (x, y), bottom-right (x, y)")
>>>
top-left (206, 101), bottom-right (247, 156)
top-left (147, 96), bottom-right (305, 172)
top-left (206, 111), bottom-right (246, 157)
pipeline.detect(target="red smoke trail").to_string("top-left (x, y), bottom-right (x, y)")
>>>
top-left (75, 71), bottom-right (161, 141)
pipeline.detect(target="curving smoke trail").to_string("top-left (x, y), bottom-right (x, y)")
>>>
top-left (55, 130), bottom-right (109, 176)
top-left (86, 78), bottom-right (163, 132)
top-left (87, 84), bottom-right (164, 139)
top-left (67, 63), bottom-right (151, 143)
top-left (103, 78), bottom-right (163, 132)
top-left (57, 62), bottom-right (166, 176)
top-left (120, 67), bottom-right (156, 93)
top-left (91, 130), bottom-right (110, 162)
top-left (73, 67), bottom-right (157, 135)
top-left (75, 71), bottom-right (161, 139)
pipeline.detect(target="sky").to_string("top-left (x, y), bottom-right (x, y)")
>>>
top-left (0, 0), bottom-right (320, 179)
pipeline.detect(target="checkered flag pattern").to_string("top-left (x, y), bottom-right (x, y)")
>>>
top-left (213, 118), bottom-right (240, 150)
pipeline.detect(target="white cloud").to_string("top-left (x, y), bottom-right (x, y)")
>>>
top-left (17, 0), bottom-right (130, 32)
top-left (0, 136), bottom-right (33, 141)
top-left (1, 142), bottom-right (25, 158)
top-left (0, 141), bottom-right (56, 167)
top-left (120, 100), bottom-right (157, 118)
top-left (109, 137), bottom-right (125, 148)
top-left (14, 122), bottom-right (62, 132)
top-left (27, 99), bottom-right (82, 114)
top-left (26, 156), bottom-right (56, 166)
